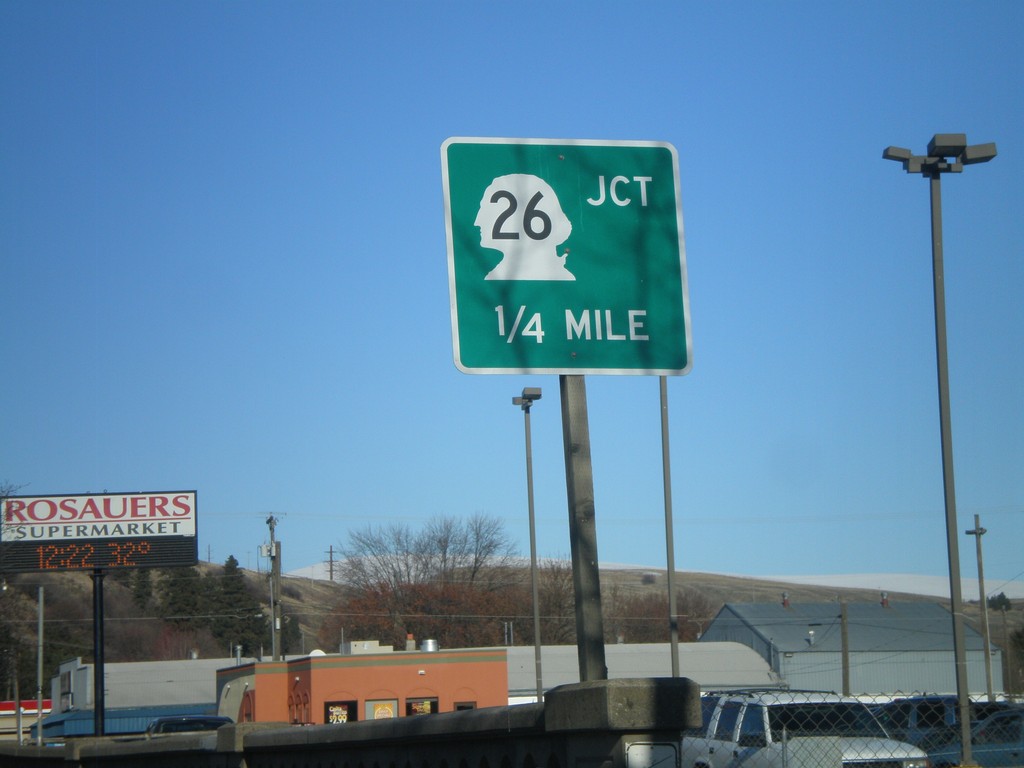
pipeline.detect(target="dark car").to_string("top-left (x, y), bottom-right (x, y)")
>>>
top-left (874, 695), bottom-right (1018, 750)
top-left (145, 715), bottom-right (232, 737)
top-left (928, 708), bottom-right (1024, 767)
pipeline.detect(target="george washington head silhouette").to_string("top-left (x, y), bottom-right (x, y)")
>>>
top-left (474, 174), bottom-right (575, 281)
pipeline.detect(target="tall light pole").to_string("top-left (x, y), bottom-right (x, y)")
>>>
top-left (513, 386), bottom-right (544, 702)
top-left (965, 515), bottom-right (994, 701)
top-left (884, 133), bottom-right (997, 766)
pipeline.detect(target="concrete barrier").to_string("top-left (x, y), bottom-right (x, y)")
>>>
top-left (0, 677), bottom-right (700, 768)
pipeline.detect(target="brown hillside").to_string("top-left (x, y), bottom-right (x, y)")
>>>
top-left (266, 564), bottom-right (1020, 653)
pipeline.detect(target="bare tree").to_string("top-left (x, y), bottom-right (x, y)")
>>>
top-left (325, 514), bottom-right (518, 649)
top-left (339, 513), bottom-right (514, 592)
top-left (603, 584), bottom-right (719, 643)
top-left (340, 523), bottom-right (426, 594)
top-left (420, 513), bottom-right (515, 587)
top-left (538, 558), bottom-right (576, 644)
top-left (463, 513), bottom-right (515, 585)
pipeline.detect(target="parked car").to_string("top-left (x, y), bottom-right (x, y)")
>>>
top-left (145, 715), bottom-right (232, 737)
top-left (874, 694), bottom-right (1018, 750)
top-left (928, 708), bottom-right (1024, 767)
top-left (681, 689), bottom-right (930, 768)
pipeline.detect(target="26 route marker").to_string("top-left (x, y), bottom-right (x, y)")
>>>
top-left (442, 137), bottom-right (691, 375)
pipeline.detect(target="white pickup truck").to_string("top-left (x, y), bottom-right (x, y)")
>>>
top-left (681, 689), bottom-right (930, 768)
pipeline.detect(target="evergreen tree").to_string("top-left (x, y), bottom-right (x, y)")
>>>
top-left (131, 569), bottom-right (154, 612)
top-left (158, 566), bottom-right (207, 629)
top-left (988, 592), bottom-right (1011, 611)
top-left (211, 555), bottom-right (267, 657)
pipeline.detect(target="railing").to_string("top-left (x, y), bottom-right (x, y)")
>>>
top-left (0, 677), bottom-right (701, 768)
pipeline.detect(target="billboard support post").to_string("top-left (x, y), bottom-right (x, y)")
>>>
top-left (36, 586), bottom-right (44, 746)
top-left (91, 569), bottom-right (105, 737)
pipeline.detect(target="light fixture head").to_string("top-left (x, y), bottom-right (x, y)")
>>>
top-left (928, 133), bottom-right (967, 158)
top-left (882, 146), bottom-right (912, 162)
top-left (514, 387), bottom-right (542, 408)
top-left (962, 142), bottom-right (997, 165)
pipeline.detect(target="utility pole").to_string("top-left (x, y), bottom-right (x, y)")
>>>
top-left (965, 514), bottom-right (994, 700)
top-left (1001, 606), bottom-right (1015, 695)
top-left (267, 516), bottom-right (282, 661)
top-left (839, 600), bottom-right (851, 696)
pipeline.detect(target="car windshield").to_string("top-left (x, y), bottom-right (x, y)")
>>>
top-left (149, 717), bottom-right (229, 734)
top-left (173, 720), bottom-right (223, 732)
top-left (768, 703), bottom-right (888, 739)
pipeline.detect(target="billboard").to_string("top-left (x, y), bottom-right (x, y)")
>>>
top-left (0, 491), bottom-right (198, 573)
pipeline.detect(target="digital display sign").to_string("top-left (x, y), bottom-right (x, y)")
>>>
top-left (1, 491), bottom-right (198, 573)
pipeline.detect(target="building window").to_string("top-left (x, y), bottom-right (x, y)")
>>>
top-left (325, 700), bottom-right (358, 724)
top-left (368, 699), bottom-right (398, 720)
top-left (454, 702), bottom-right (476, 711)
top-left (406, 697), bottom-right (438, 716)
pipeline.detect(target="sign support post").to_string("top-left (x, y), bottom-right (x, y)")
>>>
top-left (661, 376), bottom-right (680, 677)
top-left (560, 375), bottom-right (606, 681)
top-left (442, 137), bottom-right (691, 684)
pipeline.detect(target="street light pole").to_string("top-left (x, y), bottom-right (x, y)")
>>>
top-left (965, 515), bottom-right (994, 701)
top-left (884, 134), bottom-right (997, 767)
top-left (513, 387), bottom-right (544, 702)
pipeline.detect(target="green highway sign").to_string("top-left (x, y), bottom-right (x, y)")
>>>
top-left (441, 137), bottom-right (691, 375)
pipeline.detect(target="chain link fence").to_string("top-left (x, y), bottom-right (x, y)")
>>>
top-left (681, 688), bottom-right (1024, 768)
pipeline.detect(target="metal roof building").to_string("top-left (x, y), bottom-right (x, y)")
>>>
top-left (53, 656), bottom-right (235, 712)
top-left (506, 641), bottom-right (780, 702)
top-left (34, 702), bottom-right (217, 739)
top-left (41, 656), bottom-right (237, 738)
top-left (699, 599), bottom-right (1002, 696)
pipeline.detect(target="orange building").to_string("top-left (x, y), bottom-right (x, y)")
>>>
top-left (216, 645), bottom-right (508, 725)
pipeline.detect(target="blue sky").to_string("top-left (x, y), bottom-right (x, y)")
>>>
top-left (2, 1), bottom-right (1021, 595)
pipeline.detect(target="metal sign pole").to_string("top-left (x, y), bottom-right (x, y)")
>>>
top-left (559, 375), bottom-right (607, 681)
top-left (660, 377), bottom-right (680, 677)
